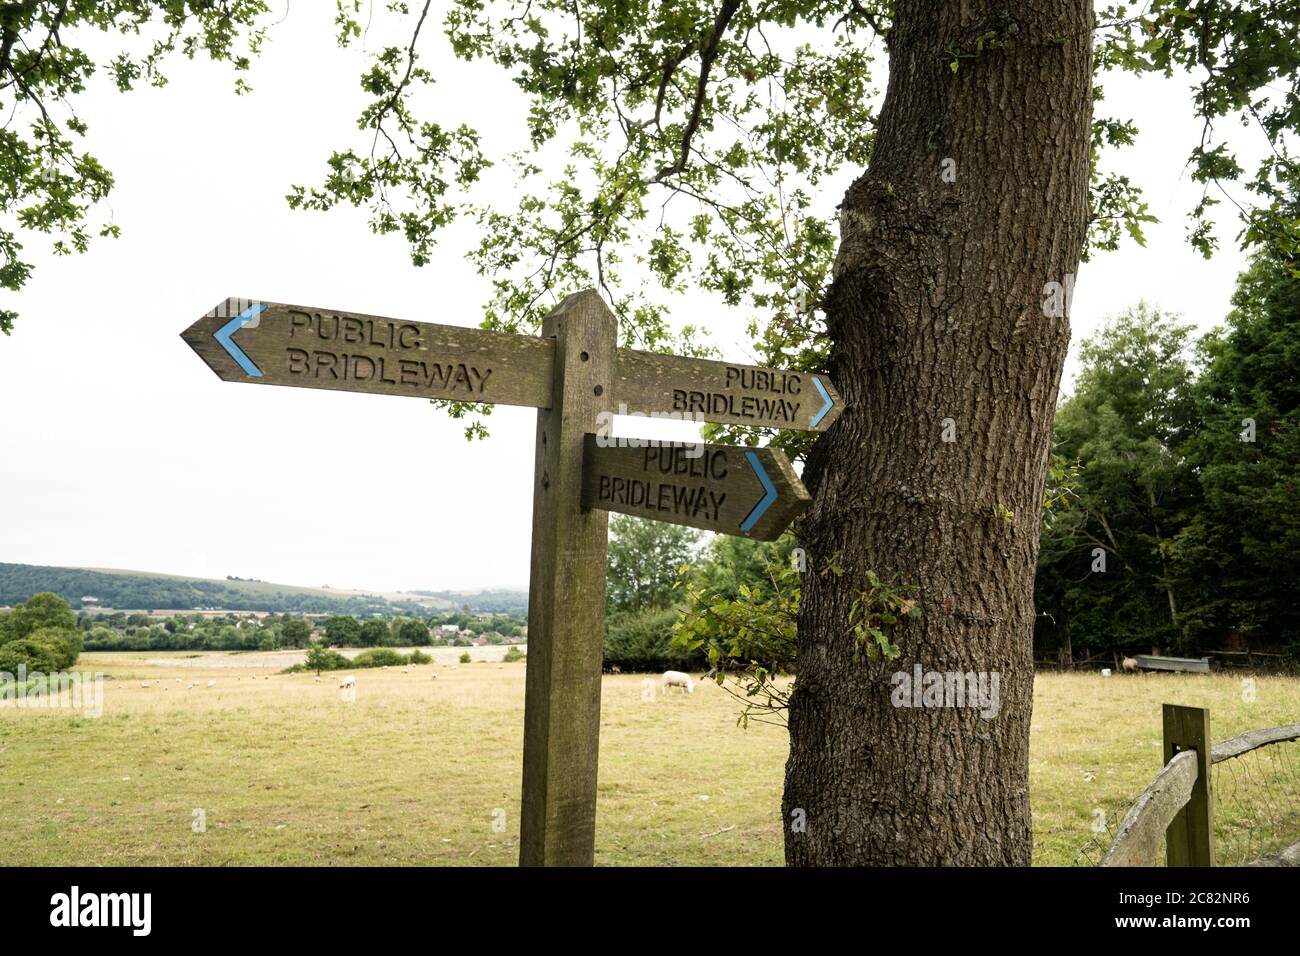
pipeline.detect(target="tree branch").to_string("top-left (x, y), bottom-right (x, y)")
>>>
top-left (652, 0), bottom-right (742, 183)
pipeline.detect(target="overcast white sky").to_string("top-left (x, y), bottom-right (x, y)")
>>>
top-left (0, 6), bottom-right (1261, 592)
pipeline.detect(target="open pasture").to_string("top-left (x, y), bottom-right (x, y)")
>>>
top-left (1, 655), bottom-right (1296, 866)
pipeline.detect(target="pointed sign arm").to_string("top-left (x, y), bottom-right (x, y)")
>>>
top-left (581, 436), bottom-right (810, 541)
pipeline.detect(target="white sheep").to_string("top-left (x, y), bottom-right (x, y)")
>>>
top-left (662, 670), bottom-right (695, 696)
top-left (1122, 657), bottom-right (1139, 672)
top-left (206, 680), bottom-right (216, 688)
top-left (339, 675), bottom-right (356, 689)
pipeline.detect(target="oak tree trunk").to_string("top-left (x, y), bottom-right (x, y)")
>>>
top-left (785, 1), bottom-right (1094, 865)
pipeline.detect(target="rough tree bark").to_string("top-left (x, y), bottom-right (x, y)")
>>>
top-left (785, 1), bottom-right (1094, 865)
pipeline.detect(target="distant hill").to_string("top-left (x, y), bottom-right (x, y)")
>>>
top-left (0, 563), bottom-right (456, 616)
top-left (409, 588), bottom-right (529, 615)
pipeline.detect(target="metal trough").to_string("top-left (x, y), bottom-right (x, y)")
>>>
top-left (1133, 655), bottom-right (1212, 674)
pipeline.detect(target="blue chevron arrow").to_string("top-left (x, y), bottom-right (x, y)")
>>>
top-left (740, 451), bottom-right (778, 533)
top-left (214, 302), bottom-right (267, 378)
top-left (810, 374), bottom-right (835, 427)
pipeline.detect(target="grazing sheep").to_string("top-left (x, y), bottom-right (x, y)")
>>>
top-left (314, 676), bottom-right (321, 683)
top-left (140, 681), bottom-right (150, 688)
top-left (206, 680), bottom-right (216, 687)
top-left (662, 670), bottom-right (695, 696)
top-left (401, 668), bottom-right (409, 675)
top-left (430, 674), bottom-right (438, 680)
top-left (339, 675), bottom-right (356, 689)
top-left (1122, 657), bottom-right (1139, 672)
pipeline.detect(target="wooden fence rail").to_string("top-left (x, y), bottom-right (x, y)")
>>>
top-left (1100, 706), bottom-right (1300, 867)
top-left (1099, 750), bottom-right (1198, 867)
top-left (1211, 722), bottom-right (1300, 763)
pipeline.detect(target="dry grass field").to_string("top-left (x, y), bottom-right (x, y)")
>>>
top-left (1, 653), bottom-right (1296, 866)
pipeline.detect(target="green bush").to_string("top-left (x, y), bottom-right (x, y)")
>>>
top-left (407, 649), bottom-right (431, 664)
top-left (0, 638), bottom-right (61, 676)
top-left (0, 592), bottom-right (78, 645)
top-left (27, 626), bottom-right (82, 670)
top-left (353, 648), bottom-right (406, 668)
top-left (502, 645), bottom-right (525, 663)
top-left (459, 652), bottom-right (472, 664)
top-left (604, 607), bottom-right (697, 671)
top-left (302, 644), bottom-right (351, 673)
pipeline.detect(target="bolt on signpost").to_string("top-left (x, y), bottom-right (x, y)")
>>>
top-left (182, 289), bottom-right (842, 866)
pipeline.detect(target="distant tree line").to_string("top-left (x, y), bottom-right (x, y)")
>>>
top-left (72, 609), bottom-right (525, 653)
top-left (406, 590), bottom-right (529, 615)
top-left (1034, 252), bottom-right (1300, 661)
top-left (0, 564), bottom-right (443, 616)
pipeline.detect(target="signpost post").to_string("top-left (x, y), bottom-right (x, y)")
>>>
top-left (182, 288), bottom-right (840, 866)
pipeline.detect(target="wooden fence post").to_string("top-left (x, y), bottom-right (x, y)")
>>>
top-left (518, 291), bottom-right (616, 866)
top-left (1163, 703), bottom-right (1214, 866)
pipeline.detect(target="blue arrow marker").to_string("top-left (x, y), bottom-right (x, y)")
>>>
top-left (810, 374), bottom-right (835, 427)
top-left (214, 302), bottom-right (267, 378)
top-left (740, 451), bottom-right (778, 533)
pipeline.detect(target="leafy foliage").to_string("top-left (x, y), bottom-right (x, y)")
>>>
top-left (847, 568), bottom-right (920, 661)
top-left (302, 644), bottom-right (351, 673)
top-left (1036, 252), bottom-right (1300, 658)
top-left (1173, 249), bottom-right (1300, 646)
top-left (1035, 305), bottom-right (1200, 653)
top-left (0, 591), bottom-right (81, 672)
top-left (0, 0), bottom-right (271, 333)
top-left (672, 533), bottom-right (799, 724)
top-left (0, 637), bottom-right (59, 675)
top-left (322, 614), bottom-right (362, 645)
top-left (602, 606), bottom-right (691, 670)
top-left (1096, 2), bottom-right (1300, 259)
top-left (351, 646), bottom-right (408, 668)
top-left (0, 590), bottom-right (77, 640)
top-left (605, 514), bottom-right (699, 613)
top-left (282, 1), bottom-right (1300, 443)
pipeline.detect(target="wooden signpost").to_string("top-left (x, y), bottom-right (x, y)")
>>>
top-left (181, 289), bottom-right (840, 866)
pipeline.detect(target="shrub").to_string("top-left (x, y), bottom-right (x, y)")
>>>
top-left (604, 607), bottom-right (696, 671)
top-left (0, 638), bottom-right (60, 676)
top-left (26, 626), bottom-right (82, 670)
top-left (407, 649), bottom-right (431, 665)
top-left (459, 652), bottom-right (472, 664)
top-left (0, 592), bottom-right (78, 645)
top-left (352, 647), bottom-right (407, 668)
top-left (302, 644), bottom-right (351, 673)
top-left (502, 645), bottom-right (525, 663)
